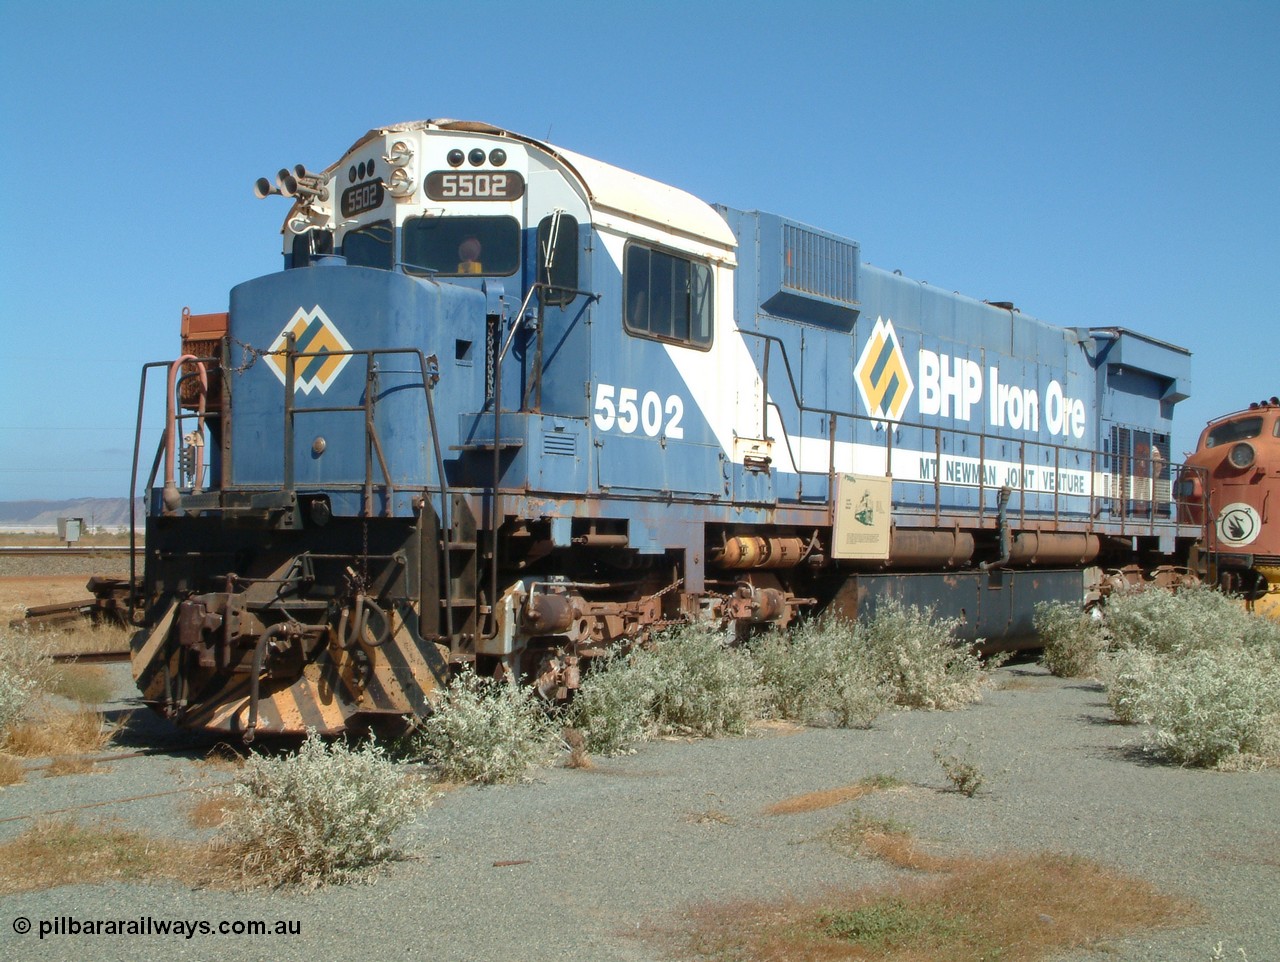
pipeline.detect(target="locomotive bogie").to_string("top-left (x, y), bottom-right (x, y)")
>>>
top-left (132, 120), bottom-right (1206, 737)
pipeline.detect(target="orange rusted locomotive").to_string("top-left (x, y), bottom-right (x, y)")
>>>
top-left (1180, 396), bottom-right (1280, 619)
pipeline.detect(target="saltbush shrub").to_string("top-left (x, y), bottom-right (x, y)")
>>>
top-left (568, 625), bottom-right (762, 754)
top-left (858, 600), bottom-right (992, 710)
top-left (1035, 601), bottom-right (1107, 678)
top-left (217, 732), bottom-right (429, 888)
top-left (565, 649), bottom-right (658, 756)
top-left (0, 629), bottom-right (52, 738)
top-left (1143, 646), bottom-right (1280, 768)
top-left (1095, 586), bottom-right (1280, 767)
top-left (752, 618), bottom-right (891, 728)
top-left (1104, 585), bottom-right (1278, 656)
top-left (1100, 646), bottom-right (1162, 724)
top-left (412, 670), bottom-right (558, 783)
top-left (643, 625), bottom-right (763, 737)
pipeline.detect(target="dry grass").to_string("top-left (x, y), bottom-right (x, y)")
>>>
top-left (0, 531), bottom-right (133, 547)
top-left (0, 753), bottom-right (24, 785)
top-left (42, 664), bottom-right (116, 705)
top-left (198, 741), bottom-right (248, 769)
top-left (45, 622), bottom-right (132, 659)
top-left (765, 775), bottom-right (905, 815)
top-left (999, 676), bottom-right (1051, 692)
top-left (686, 807), bottom-right (735, 826)
top-left (667, 851), bottom-right (1197, 962)
top-left (562, 726), bottom-right (594, 769)
top-left (824, 814), bottom-right (957, 873)
top-left (185, 790), bottom-right (240, 829)
top-left (2, 707), bottom-right (113, 757)
top-left (0, 819), bottom-right (205, 895)
top-left (1213, 834), bottom-right (1280, 869)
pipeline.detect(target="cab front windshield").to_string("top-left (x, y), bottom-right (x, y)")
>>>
top-left (1205, 416), bottom-right (1263, 448)
top-left (403, 216), bottom-right (520, 277)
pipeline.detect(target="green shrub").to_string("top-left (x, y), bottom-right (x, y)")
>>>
top-left (643, 625), bottom-right (763, 737)
top-left (859, 600), bottom-right (992, 710)
top-left (1036, 601), bottom-right (1107, 677)
top-left (217, 732), bottom-right (430, 888)
top-left (0, 629), bottom-right (53, 738)
top-left (565, 649), bottom-right (658, 756)
top-left (752, 618), bottom-right (891, 728)
top-left (1100, 646), bottom-right (1162, 724)
top-left (412, 670), bottom-right (558, 783)
top-left (1142, 646), bottom-right (1280, 768)
top-left (568, 625), bottom-right (762, 753)
top-left (1105, 585), bottom-right (1276, 656)
top-left (933, 730), bottom-right (986, 797)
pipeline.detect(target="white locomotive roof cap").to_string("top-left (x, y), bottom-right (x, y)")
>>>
top-left (345, 120), bottom-right (738, 250)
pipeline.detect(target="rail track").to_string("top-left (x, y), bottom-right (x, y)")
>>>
top-left (51, 649), bottom-right (131, 665)
top-left (0, 545), bottom-right (137, 557)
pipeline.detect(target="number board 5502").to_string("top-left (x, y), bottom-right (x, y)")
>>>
top-left (593, 383), bottom-right (685, 439)
top-left (425, 170), bottom-right (526, 201)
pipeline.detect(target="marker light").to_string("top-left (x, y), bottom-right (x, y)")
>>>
top-left (468, 147), bottom-right (485, 166)
top-left (489, 148), bottom-right (507, 165)
top-left (447, 149), bottom-right (464, 167)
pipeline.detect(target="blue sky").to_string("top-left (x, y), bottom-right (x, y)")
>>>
top-left (1, 0), bottom-right (1276, 501)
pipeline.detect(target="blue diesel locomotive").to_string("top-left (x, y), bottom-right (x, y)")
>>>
top-left (131, 119), bottom-right (1198, 737)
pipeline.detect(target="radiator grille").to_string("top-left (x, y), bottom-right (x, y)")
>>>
top-left (782, 223), bottom-right (859, 307)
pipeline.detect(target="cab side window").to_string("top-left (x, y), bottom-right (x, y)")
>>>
top-left (537, 214), bottom-right (579, 306)
top-left (623, 242), bottom-right (712, 349)
top-left (290, 229), bottom-right (333, 268)
top-left (343, 221), bottom-right (394, 270)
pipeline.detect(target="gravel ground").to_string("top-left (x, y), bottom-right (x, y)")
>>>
top-left (1, 660), bottom-right (1276, 962)
top-left (0, 554), bottom-right (134, 579)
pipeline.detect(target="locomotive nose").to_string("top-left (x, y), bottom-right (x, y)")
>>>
top-left (225, 267), bottom-right (486, 503)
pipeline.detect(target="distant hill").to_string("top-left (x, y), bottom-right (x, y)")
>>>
top-left (0, 498), bottom-right (141, 528)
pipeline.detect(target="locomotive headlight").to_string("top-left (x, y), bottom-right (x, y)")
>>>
top-left (1228, 442), bottom-right (1256, 469)
top-left (1175, 474), bottom-right (1203, 501)
top-left (384, 140), bottom-right (413, 165)
top-left (386, 166), bottom-right (415, 198)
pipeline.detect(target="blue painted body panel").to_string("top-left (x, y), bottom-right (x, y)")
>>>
top-left (228, 265), bottom-right (485, 506)
top-left (717, 207), bottom-right (1189, 529)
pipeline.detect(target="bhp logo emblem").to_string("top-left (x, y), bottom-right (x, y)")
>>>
top-left (265, 306), bottom-right (353, 395)
top-left (855, 316), bottom-right (913, 424)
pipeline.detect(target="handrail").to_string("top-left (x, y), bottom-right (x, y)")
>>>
top-left (137, 342), bottom-right (459, 636)
top-left (163, 355), bottom-right (208, 512)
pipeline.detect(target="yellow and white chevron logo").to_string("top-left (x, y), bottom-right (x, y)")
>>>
top-left (854, 316), bottom-right (913, 424)
top-left (264, 306), bottom-right (354, 395)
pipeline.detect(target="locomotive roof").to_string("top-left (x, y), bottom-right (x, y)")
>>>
top-left (339, 120), bottom-right (739, 250)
